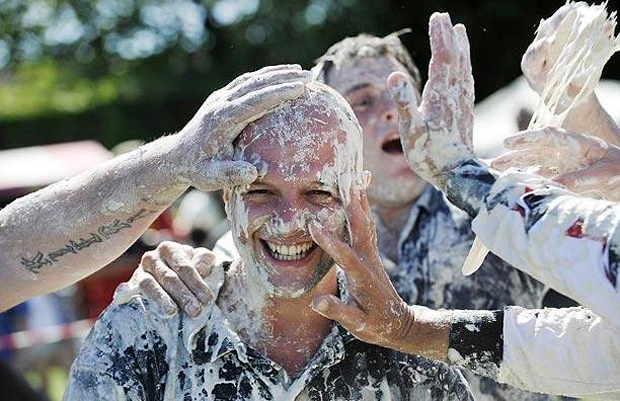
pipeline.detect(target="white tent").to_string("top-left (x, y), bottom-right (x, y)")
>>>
top-left (473, 76), bottom-right (620, 158)
top-left (0, 140), bottom-right (112, 194)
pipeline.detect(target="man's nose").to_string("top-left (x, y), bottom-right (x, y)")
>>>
top-left (278, 199), bottom-right (303, 221)
top-left (279, 207), bottom-right (296, 222)
top-left (380, 94), bottom-right (398, 123)
top-left (382, 108), bottom-right (396, 123)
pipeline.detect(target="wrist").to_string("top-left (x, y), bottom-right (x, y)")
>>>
top-left (138, 134), bottom-right (191, 204)
top-left (444, 159), bottom-right (496, 218)
top-left (397, 305), bottom-right (452, 362)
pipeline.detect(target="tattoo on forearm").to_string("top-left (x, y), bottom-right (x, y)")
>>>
top-left (20, 208), bottom-right (155, 274)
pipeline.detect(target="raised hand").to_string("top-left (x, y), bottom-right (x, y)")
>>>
top-left (388, 13), bottom-right (475, 189)
top-left (309, 188), bottom-right (451, 360)
top-left (520, 3), bottom-right (617, 96)
top-left (521, 4), bottom-right (578, 94)
top-left (113, 241), bottom-right (224, 317)
top-left (492, 127), bottom-right (620, 201)
top-left (520, 3), bottom-right (620, 147)
top-left (174, 65), bottom-right (312, 191)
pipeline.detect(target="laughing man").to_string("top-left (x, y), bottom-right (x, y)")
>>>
top-left (65, 80), bottom-right (473, 400)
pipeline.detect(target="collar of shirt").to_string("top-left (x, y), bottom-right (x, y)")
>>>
top-left (396, 185), bottom-right (443, 260)
top-left (179, 266), bottom-right (356, 387)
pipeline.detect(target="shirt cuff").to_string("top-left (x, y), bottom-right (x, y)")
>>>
top-left (447, 310), bottom-right (504, 380)
top-left (444, 159), bottom-right (497, 218)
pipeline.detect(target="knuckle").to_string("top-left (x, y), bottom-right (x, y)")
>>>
top-left (173, 263), bottom-right (195, 275)
top-left (138, 275), bottom-right (158, 292)
top-left (194, 247), bottom-right (216, 257)
top-left (157, 241), bottom-right (175, 253)
top-left (161, 270), bottom-right (178, 283)
top-left (140, 252), bottom-right (156, 267)
top-left (341, 252), bottom-right (358, 268)
top-left (113, 283), bottom-right (131, 299)
top-left (196, 252), bottom-right (216, 267)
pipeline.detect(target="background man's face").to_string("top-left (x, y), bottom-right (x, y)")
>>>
top-left (328, 55), bottom-right (428, 208)
top-left (228, 92), bottom-right (356, 298)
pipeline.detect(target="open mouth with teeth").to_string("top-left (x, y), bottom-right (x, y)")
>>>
top-left (381, 137), bottom-right (403, 154)
top-left (260, 239), bottom-right (317, 262)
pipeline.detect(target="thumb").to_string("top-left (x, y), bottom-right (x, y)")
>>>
top-left (388, 71), bottom-right (415, 128)
top-left (190, 160), bottom-right (258, 192)
top-left (312, 294), bottom-right (366, 331)
top-left (112, 282), bottom-right (138, 306)
top-left (387, 72), bottom-right (425, 149)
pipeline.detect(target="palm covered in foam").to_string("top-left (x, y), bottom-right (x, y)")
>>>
top-left (388, 12), bottom-right (475, 189)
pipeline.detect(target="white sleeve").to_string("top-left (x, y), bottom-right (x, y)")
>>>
top-left (471, 169), bottom-right (620, 328)
top-left (498, 306), bottom-right (620, 398)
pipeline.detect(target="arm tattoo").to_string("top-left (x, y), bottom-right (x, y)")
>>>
top-left (19, 208), bottom-right (155, 274)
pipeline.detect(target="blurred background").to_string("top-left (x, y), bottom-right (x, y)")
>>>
top-left (1, 0), bottom-right (619, 399)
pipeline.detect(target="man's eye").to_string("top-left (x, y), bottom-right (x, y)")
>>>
top-left (246, 189), bottom-right (272, 196)
top-left (307, 190), bottom-right (335, 201)
top-left (352, 96), bottom-right (374, 110)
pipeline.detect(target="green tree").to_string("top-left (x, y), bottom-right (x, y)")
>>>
top-left (0, 0), bottom-right (608, 150)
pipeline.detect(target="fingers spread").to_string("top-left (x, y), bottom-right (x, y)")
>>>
top-left (132, 269), bottom-right (178, 316)
top-left (142, 252), bottom-right (204, 317)
top-left (226, 69), bottom-right (312, 101)
top-left (161, 245), bottom-right (215, 305)
top-left (225, 81), bottom-right (307, 127)
top-left (224, 64), bottom-right (302, 91)
top-left (312, 294), bottom-right (367, 332)
top-left (191, 161), bottom-right (258, 192)
top-left (309, 220), bottom-right (365, 282)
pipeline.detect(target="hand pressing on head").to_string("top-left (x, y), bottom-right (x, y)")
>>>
top-left (387, 13), bottom-right (475, 190)
top-left (309, 188), bottom-right (452, 361)
top-left (492, 127), bottom-right (620, 202)
top-left (113, 241), bottom-right (225, 317)
top-left (169, 65), bottom-right (312, 192)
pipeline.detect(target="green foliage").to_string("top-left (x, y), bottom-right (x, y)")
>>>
top-left (0, 0), bottom-right (612, 150)
top-left (0, 60), bottom-right (131, 118)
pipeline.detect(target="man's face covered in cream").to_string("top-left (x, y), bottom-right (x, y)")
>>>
top-left (225, 81), bottom-right (364, 298)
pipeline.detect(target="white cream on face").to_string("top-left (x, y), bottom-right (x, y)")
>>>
top-left (225, 81), bottom-right (364, 300)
